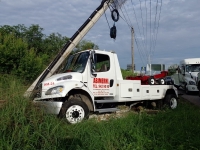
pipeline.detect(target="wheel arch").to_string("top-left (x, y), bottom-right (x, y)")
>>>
top-left (66, 89), bottom-right (94, 112)
top-left (165, 89), bottom-right (177, 98)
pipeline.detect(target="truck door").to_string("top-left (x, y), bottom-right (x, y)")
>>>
top-left (88, 52), bottom-right (116, 97)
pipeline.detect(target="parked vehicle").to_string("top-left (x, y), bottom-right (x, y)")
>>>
top-left (172, 58), bottom-right (200, 94)
top-left (126, 71), bottom-right (168, 85)
top-left (164, 76), bottom-right (174, 85)
top-left (197, 72), bottom-right (200, 97)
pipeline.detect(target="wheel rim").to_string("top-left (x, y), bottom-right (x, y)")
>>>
top-left (170, 98), bottom-right (177, 109)
top-left (151, 79), bottom-right (155, 84)
top-left (66, 105), bottom-right (85, 124)
top-left (161, 79), bottom-right (165, 85)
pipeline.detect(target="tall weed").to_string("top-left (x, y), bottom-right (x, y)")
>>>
top-left (0, 75), bottom-right (200, 149)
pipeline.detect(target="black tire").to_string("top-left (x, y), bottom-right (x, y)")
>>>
top-left (164, 94), bottom-right (178, 109)
top-left (111, 9), bottom-right (119, 22)
top-left (148, 77), bottom-right (155, 85)
top-left (59, 98), bottom-right (89, 124)
top-left (158, 78), bottom-right (165, 85)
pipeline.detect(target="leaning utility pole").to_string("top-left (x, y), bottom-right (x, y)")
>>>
top-left (131, 27), bottom-right (134, 73)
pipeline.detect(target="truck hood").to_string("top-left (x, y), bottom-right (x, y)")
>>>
top-left (190, 72), bottom-right (198, 77)
top-left (190, 72), bottom-right (199, 82)
top-left (43, 72), bottom-right (82, 84)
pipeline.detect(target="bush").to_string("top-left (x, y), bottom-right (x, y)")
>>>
top-left (0, 33), bottom-right (26, 73)
top-left (13, 48), bottom-right (44, 81)
top-left (0, 33), bottom-right (45, 82)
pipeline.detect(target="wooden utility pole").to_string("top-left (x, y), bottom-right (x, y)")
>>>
top-left (131, 27), bottom-right (134, 73)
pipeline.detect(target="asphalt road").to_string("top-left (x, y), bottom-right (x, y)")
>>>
top-left (178, 90), bottom-right (200, 107)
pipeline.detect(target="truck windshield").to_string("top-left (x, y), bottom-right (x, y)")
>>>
top-left (56, 51), bottom-right (90, 73)
top-left (186, 64), bottom-right (200, 72)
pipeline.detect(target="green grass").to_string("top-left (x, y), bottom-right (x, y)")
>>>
top-left (0, 75), bottom-right (200, 150)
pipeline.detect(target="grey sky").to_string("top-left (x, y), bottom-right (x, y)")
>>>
top-left (0, 0), bottom-right (200, 70)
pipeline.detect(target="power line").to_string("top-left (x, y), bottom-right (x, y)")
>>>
top-left (103, 1), bottom-right (111, 29)
top-left (149, 0), bottom-right (152, 57)
top-left (130, 0), bottom-right (148, 62)
top-left (104, 0), bottom-right (163, 67)
top-left (139, 0), bottom-right (146, 54)
top-left (151, 0), bottom-right (159, 57)
top-left (152, 0), bottom-right (162, 58)
top-left (112, 0), bottom-right (147, 66)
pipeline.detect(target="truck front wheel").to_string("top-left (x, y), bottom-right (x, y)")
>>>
top-left (59, 98), bottom-right (89, 124)
top-left (165, 94), bottom-right (178, 109)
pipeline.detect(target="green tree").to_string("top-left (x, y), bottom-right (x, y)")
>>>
top-left (74, 39), bottom-right (99, 53)
top-left (0, 33), bottom-right (26, 73)
top-left (168, 64), bottom-right (178, 76)
top-left (42, 33), bottom-right (69, 58)
top-left (0, 31), bottom-right (45, 81)
top-left (25, 24), bottom-right (44, 53)
top-left (14, 48), bottom-right (44, 81)
top-left (0, 24), bottom-right (100, 81)
top-left (0, 24), bottom-right (27, 40)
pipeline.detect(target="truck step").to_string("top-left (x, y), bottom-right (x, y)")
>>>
top-left (95, 100), bottom-right (119, 103)
top-left (95, 108), bottom-right (120, 113)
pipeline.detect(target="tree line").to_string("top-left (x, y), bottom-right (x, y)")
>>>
top-left (0, 24), bottom-right (98, 81)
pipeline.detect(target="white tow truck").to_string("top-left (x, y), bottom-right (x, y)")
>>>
top-left (172, 58), bottom-right (200, 94)
top-left (25, 0), bottom-right (178, 124)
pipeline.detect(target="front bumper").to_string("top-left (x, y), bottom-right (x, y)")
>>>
top-left (187, 85), bottom-right (199, 92)
top-left (33, 100), bottom-right (63, 115)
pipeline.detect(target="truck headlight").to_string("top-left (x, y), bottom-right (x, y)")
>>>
top-left (45, 86), bottom-right (64, 95)
top-left (188, 81), bottom-right (196, 85)
top-left (57, 75), bottom-right (72, 81)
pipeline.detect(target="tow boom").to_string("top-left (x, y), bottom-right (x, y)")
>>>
top-left (25, 0), bottom-right (112, 97)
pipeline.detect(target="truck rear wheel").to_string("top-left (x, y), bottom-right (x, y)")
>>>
top-left (165, 94), bottom-right (177, 109)
top-left (59, 98), bottom-right (89, 124)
